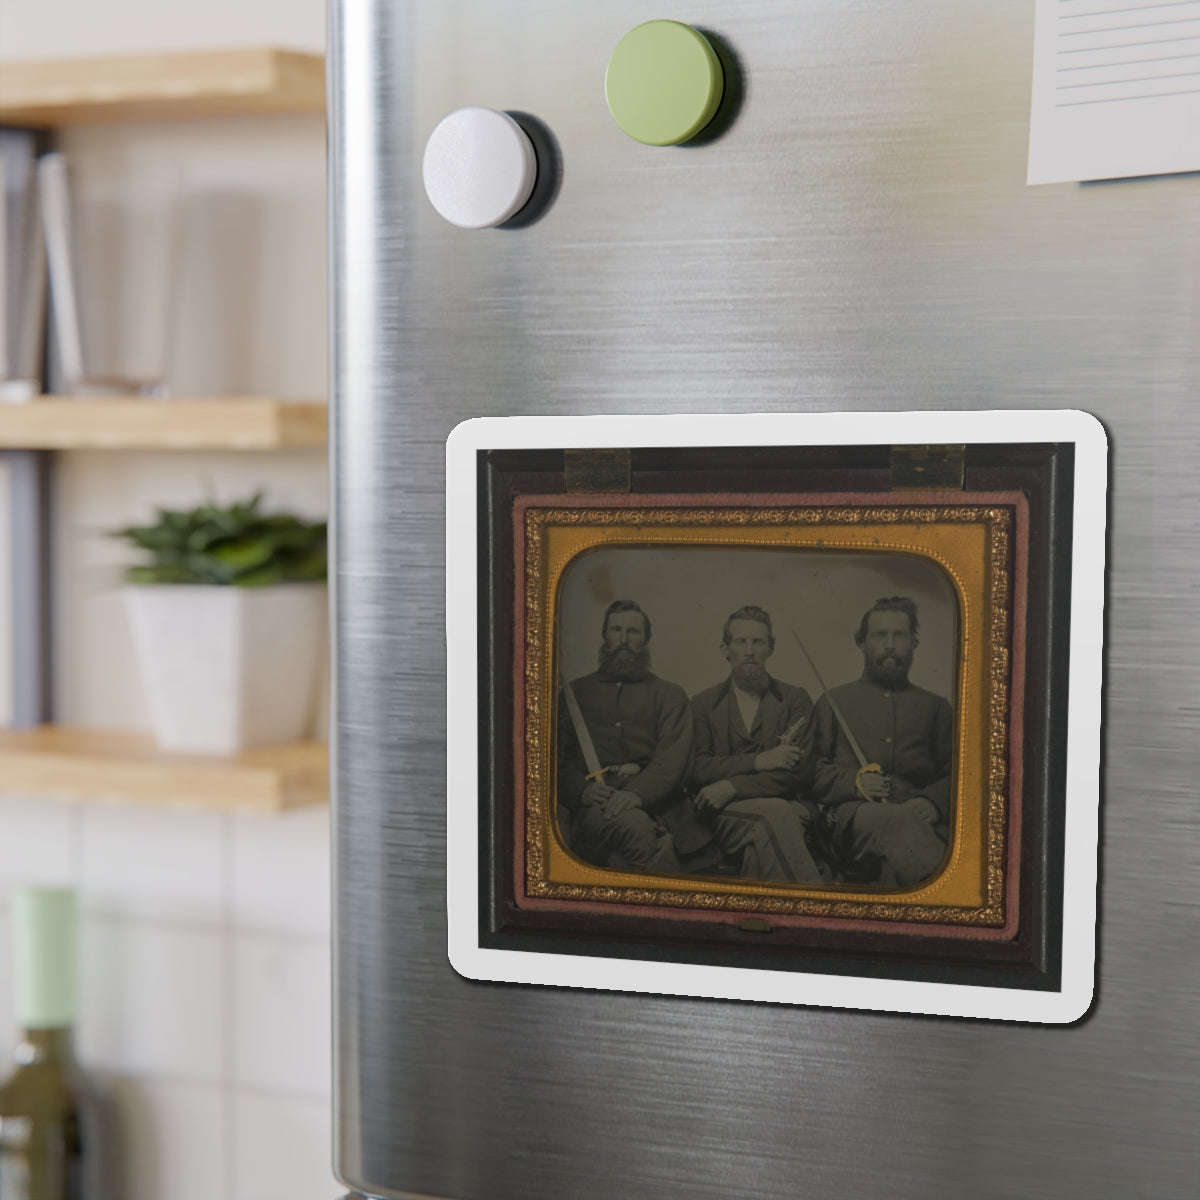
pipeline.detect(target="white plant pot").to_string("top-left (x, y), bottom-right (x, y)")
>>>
top-left (123, 583), bottom-right (326, 756)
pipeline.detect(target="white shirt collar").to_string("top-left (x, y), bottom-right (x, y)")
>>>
top-left (731, 683), bottom-right (761, 732)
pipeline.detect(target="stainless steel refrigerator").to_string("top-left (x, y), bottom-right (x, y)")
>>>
top-left (328, 2), bottom-right (1199, 1197)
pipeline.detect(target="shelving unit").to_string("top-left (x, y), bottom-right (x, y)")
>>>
top-left (0, 49), bottom-right (329, 812)
top-left (0, 397), bottom-right (327, 450)
top-left (0, 48), bottom-right (325, 127)
top-left (0, 726), bottom-right (327, 812)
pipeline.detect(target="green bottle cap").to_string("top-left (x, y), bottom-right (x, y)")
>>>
top-left (605, 20), bottom-right (724, 146)
top-left (12, 887), bottom-right (78, 1029)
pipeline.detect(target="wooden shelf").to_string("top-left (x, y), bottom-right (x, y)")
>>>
top-left (0, 726), bottom-right (327, 813)
top-left (0, 48), bottom-right (325, 127)
top-left (0, 397), bottom-right (327, 450)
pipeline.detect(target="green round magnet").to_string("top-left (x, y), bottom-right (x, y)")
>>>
top-left (605, 20), bottom-right (724, 146)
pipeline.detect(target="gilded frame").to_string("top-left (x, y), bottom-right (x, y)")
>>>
top-left (446, 410), bottom-right (1107, 1022)
top-left (517, 498), bottom-right (1015, 932)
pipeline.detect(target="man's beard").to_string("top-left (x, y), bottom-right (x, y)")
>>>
top-left (865, 649), bottom-right (913, 688)
top-left (731, 662), bottom-right (770, 695)
top-left (598, 644), bottom-right (651, 682)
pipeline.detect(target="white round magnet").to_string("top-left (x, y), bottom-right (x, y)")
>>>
top-left (422, 107), bottom-right (538, 229)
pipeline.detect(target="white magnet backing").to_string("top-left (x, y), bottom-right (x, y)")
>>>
top-left (422, 107), bottom-right (538, 229)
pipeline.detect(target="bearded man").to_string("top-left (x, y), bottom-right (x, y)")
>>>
top-left (813, 596), bottom-right (952, 888)
top-left (689, 605), bottom-right (824, 883)
top-left (557, 600), bottom-right (712, 874)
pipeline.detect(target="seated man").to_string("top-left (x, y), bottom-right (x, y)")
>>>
top-left (813, 596), bottom-right (952, 888)
top-left (689, 605), bottom-right (824, 883)
top-left (558, 599), bottom-right (712, 874)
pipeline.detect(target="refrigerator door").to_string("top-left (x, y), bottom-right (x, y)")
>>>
top-left (329, 2), bottom-right (1199, 1198)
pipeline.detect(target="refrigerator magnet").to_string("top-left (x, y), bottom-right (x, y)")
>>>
top-left (445, 410), bottom-right (1107, 1023)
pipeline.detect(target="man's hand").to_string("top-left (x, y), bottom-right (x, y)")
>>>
top-left (694, 779), bottom-right (738, 815)
top-left (754, 743), bottom-right (801, 772)
top-left (596, 789), bottom-right (642, 820)
top-left (580, 780), bottom-right (614, 807)
top-left (902, 795), bottom-right (939, 825)
top-left (856, 768), bottom-right (891, 801)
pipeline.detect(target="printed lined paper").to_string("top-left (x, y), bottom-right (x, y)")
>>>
top-left (1028, 0), bottom-right (1200, 183)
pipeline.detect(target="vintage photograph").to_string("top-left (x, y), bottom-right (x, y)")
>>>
top-left (515, 495), bottom-right (1013, 934)
top-left (555, 547), bottom-right (958, 893)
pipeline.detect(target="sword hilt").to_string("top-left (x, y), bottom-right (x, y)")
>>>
top-left (586, 762), bottom-right (640, 784)
top-left (855, 763), bottom-right (887, 802)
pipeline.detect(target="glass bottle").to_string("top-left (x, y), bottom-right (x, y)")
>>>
top-left (0, 888), bottom-right (87, 1200)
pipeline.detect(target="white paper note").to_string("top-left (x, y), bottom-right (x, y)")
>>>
top-left (1028, 0), bottom-right (1200, 184)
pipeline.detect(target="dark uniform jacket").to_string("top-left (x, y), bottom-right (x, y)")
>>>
top-left (813, 674), bottom-right (954, 825)
top-left (689, 676), bottom-right (817, 804)
top-left (558, 670), bottom-right (712, 856)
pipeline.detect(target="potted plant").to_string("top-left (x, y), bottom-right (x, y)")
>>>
top-left (112, 493), bottom-right (327, 755)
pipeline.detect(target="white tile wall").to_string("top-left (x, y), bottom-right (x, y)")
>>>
top-left (0, 795), bottom-right (79, 885)
top-left (106, 1076), bottom-right (227, 1200)
top-left (79, 917), bottom-right (226, 1081)
top-left (0, 798), bottom-right (334, 1198)
top-left (80, 805), bottom-right (225, 924)
top-left (232, 806), bottom-right (331, 937)
top-left (233, 935), bottom-right (331, 1097)
top-left (232, 1093), bottom-right (339, 1200)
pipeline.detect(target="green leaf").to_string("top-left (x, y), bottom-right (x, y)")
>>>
top-left (111, 494), bottom-right (327, 587)
top-left (124, 564), bottom-right (208, 585)
top-left (210, 537), bottom-right (276, 575)
top-left (233, 563), bottom-right (290, 587)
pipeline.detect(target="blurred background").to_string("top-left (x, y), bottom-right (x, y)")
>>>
top-left (0, 1), bottom-right (335, 1197)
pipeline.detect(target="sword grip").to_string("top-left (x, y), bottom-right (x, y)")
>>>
top-left (855, 763), bottom-right (887, 802)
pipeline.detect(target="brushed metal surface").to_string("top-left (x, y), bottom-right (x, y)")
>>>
top-left (331, 1), bottom-right (1200, 1197)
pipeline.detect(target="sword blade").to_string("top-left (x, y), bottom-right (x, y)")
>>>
top-left (789, 628), bottom-right (870, 770)
top-left (559, 669), bottom-right (604, 778)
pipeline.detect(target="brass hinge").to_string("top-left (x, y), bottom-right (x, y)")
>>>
top-left (890, 444), bottom-right (966, 491)
top-left (739, 917), bottom-right (773, 933)
top-left (564, 448), bottom-right (631, 493)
